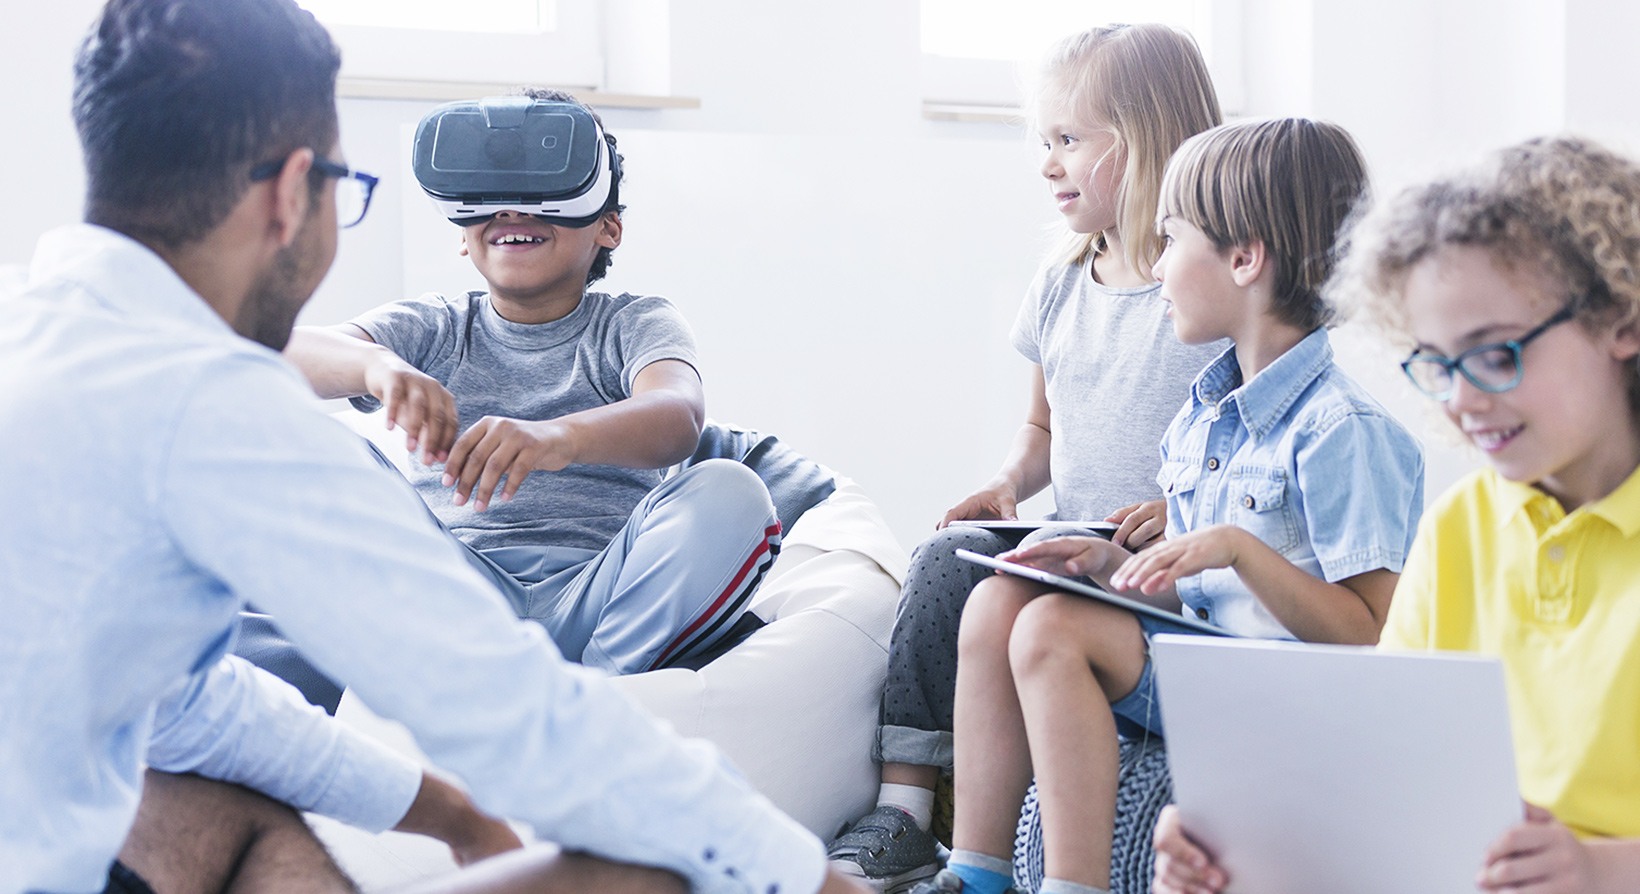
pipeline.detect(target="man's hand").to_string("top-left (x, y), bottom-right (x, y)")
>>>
top-left (938, 482), bottom-right (1020, 529)
top-left (1001, 535), bottom-right (1132, 580)
top-left (394, 771), bottom-right (523, 867)
top-left (363, 355), bottom-right (458, 466)
top-left (1106, 500), bottom-right (1167, 550)
top-left (1110, 524), bottom-right (1247, 596)
top-left (442, 416), bottom-right (577, 512)
top-left (1152, 805), bottom-right (1228, 894)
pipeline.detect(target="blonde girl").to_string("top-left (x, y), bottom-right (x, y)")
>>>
top-left (828, 23), bottom-right (1223, 894)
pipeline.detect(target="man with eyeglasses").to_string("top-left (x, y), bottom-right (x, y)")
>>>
top-left (0, 1), bottom-right (858, 894)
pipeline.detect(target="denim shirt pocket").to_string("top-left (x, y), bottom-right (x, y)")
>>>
top-left (1158, 460), bottom-right (1202, 528)
top-left (1229, 468), bottom-right (1299, 555)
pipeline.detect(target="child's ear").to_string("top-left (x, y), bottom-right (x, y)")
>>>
top-left (596, 211), bottom-right (623, 250)
top-left (1229, 240), bottom-right (1268, 288)
top-left (458, 227), bottom-right (470, 257)
top-left (1611, 318), bottom-right (1640, 361)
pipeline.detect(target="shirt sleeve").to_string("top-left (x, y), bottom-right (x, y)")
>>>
top-left (1294, 410), bottom-right (1426, 582)
top-left (158, 355), bottom-right (825, 894)
top-left (605, 295), bottom-right (699, 395)
top-left (347, 292), bottom-right (462, 412)
top-left (1008, 262), bottom-right (1054, 365)
top-left (144, 655), bottom-right (422, 832)
top-left (1377, 516), bottom-right (1438, 649)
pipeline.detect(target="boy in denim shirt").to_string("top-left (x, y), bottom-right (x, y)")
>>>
top-left (926, 119), bottom-right (1423, 894)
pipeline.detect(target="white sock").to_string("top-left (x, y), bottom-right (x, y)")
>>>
top-left (1041, 878), bottom-right (1108, 894)
top-left (877, 782), bottom-right (935, 831)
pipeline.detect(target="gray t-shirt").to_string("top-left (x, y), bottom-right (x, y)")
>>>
top-left (350, 290), bottom-right (698, 553)
top-left (1010, 257), bottom-right (1226, 521)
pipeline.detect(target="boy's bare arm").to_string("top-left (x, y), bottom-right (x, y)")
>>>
top-left (1110, 525), bottom-right (1394, 644)
top-left (443, 359), bottom-right (704, 512)
top-left (283, 325), bottom-right (459, 464)
top-left (940, 365), bottom-right (1053, 527)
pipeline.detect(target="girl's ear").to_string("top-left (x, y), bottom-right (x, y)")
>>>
top-left (1229, 240), bottom-right (1267, 288)
top-left (458, 227), bottom-right (470, 257)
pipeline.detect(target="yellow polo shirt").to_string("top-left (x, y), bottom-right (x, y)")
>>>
top-left (1380, 464), bottom-right (1640, 838)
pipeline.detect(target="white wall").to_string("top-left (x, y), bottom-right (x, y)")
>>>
top-left (6, 0), bottom-right (1638, 549)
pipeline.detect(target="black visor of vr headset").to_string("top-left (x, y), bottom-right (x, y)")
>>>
top-left (412, 96), bottom-right (619, 228)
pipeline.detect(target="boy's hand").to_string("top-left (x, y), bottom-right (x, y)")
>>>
top-left (938, 482), bottom-right (1019, 529)
top-left (1479, 804), bottom-right (1596, 893)
top-left (1001, 535), bottom-right (1130, 579)
top-left (364, 356), bottom-right (458, 465)
top-left (1153, 805), bottom-right (1228, 894)
top-left (1110, 524), bottom-right (1246, 596)
top-left (443, 416), bottom-right (577, 512)
top-left (1106, 500), bottom-right (1167, 550)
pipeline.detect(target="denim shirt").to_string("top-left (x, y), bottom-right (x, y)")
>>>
top-left (1156, 328), bottom-right (1425, 639)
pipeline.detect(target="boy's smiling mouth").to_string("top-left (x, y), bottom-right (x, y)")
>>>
top-left (1465, 423), bottom-right (1525, 453)
top-left (492, 233), bottom-right (545, 246)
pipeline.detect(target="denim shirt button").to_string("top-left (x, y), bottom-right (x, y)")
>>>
top-left (1207, 457), bottom-right (1219, 471)
top-left (1196, 607), bottom-right (1209, 620)
top-left (1242, 495), bottom-right (1255, 509)
top-left (702, 848), bottom-right (715, 862)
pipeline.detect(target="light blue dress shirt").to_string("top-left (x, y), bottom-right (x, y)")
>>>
top-left (1156, 328), bottom-right (1425, 639)
top-left (0, 226), bottom-right (823, 894)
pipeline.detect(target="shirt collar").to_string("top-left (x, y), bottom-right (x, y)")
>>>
top-left (1493, 463), bottom-right (1640, 538)
top-left (1190, 328), bottom-right (1333, 440)
top-left (28, 224), bottom-right (237, 341)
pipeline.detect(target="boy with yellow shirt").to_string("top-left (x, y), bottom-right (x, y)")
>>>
top-left (1152, 137), bottom-right (1640, 893)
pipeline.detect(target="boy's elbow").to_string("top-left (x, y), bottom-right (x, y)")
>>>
top-left (658, 396), bottom-right (704, 464)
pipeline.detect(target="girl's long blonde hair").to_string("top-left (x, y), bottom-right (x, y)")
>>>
top-left (1033, 23), bottom-right (1222, 277)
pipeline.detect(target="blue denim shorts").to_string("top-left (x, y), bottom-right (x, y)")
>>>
top-left (1108, 614), bottom-right (1213, 739)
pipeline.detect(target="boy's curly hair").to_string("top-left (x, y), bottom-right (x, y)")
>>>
top-left (1332, 136), bottom-right (1640, 415)
top-left (511, 86), bottom-right (625, 285)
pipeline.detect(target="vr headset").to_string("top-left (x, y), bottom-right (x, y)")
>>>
top-left (412, 96), bottom-right (619, 227)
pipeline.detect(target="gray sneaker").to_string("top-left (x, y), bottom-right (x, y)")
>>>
top-left (827, 806), bottom-right (946, 894)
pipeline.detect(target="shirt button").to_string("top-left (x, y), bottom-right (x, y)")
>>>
top-left (1242, 495), bottom-right (1255, 509)
top-left (1547, 545), bottom-right (1566, 562)
top-left (1196, 607), bottom-right (1210, 620)
top-left (1207, 458), bottom-right (1220, 471)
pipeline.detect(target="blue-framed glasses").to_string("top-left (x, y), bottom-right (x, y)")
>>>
top-left (249, 155), bottom-right (379, 228)
top-left (1400, 301), bottom-right (1578, 401)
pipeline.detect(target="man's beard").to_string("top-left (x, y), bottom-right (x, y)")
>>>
top-left (236, 239), bottom-right (309, 351)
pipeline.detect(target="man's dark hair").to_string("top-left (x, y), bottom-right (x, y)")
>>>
top-left (512, 86), bottom-right (625, 284)
top-left (74, 0), bottom-right (342, 249)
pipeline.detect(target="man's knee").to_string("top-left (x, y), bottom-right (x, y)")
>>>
top-left (119, 771), bottom-right (341, 894)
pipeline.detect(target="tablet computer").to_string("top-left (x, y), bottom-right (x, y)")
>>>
top-left (954, 549), bottom-right (1234, 637)
top-left (948, 519), bottom-right (1119, 537)
top-left (1151, 635), bottom-right (1522, 894)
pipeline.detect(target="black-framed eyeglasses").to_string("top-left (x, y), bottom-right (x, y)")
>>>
top-left (1400, 301), bottom-right (1578, 401)
top-left (249, 155), bottom-right (379, 228)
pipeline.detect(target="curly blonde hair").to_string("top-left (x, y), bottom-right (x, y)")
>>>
top-left (1332, 136), bottom-right (1640, 415)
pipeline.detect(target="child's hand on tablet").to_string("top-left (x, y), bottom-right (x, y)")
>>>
top-left (1106, 499), bottom-right (1167, 550)
top-left (1001, 535), bottom-right (1130, 579)
top-left (938, 482), bottom-right (1019, 529)
top-left (1110, 524), bottom-right (1248, 596)
top-left (1152, 805), bottom-right (1228, 894)
top-left (1479, 804), bottom-right (1598, 893)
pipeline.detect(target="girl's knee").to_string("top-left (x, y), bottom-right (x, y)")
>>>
top-left (957, 575), bottom-right (1031, 657)
top-left (1006, 594), bottom-right (1083, 678)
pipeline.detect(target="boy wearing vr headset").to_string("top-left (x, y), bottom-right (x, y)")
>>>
top-left (284, 89), bottom-right (778, 675)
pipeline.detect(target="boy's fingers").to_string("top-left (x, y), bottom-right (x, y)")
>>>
top-left (444, 421), bottom-right (489, 488)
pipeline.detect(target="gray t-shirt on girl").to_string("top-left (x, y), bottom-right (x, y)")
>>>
top-left (1010, 257), bottom-right (1226, 522)
top-left (350, 290), bottom-right (698, 553)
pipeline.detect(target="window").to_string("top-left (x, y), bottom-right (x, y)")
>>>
top-left (299, 0), bottom-right (603, 93)
top-left (920, 0), bottom-right (1240, 118)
